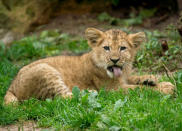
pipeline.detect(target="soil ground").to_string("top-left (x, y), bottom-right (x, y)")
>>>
top-left (0, 121), bottom-right (49, 131)
top-left (33, 13), bottom-right (179, 37)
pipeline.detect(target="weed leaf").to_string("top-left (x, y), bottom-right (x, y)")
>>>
top-left (72, 86), bottom-right (80, 100)
top-left (88, 92), bottom-right (101, 108)
top-left (109, 125), bottom-right (121, 131)
top-left (114, 98), bottom-right (127, 111)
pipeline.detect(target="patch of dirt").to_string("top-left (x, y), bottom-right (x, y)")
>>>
top-left (0, 13), bottom-right (179, 44)
top-left (33, 13), bottom-right (113, 37)
top-left (32, 13), bottom-right (179, 37)
top-left (0, 121), bottom-right (52, 131)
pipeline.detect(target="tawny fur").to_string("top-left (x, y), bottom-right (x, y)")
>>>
top-left (4, 28), bottom-right (175, 105)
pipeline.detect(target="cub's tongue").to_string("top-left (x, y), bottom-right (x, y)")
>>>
top-left (113, 67), bottom-right (122, 77)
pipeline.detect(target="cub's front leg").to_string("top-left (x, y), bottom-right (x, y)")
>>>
top-left (127, 75), bottom-right (158, 86)
top-left (127, 75), bottom-right (175, 94)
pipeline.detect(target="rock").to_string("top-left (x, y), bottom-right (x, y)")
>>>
top-left (0, 0), bottom-right (60, 34)
top-left (0, 32), bottom-right (15, 45)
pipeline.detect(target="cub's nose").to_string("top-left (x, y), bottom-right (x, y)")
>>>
top-left (110, 58), bottom-right (120, 64)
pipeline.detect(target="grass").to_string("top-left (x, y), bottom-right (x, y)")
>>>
top-left (0, 28), bottom-right (182, 130)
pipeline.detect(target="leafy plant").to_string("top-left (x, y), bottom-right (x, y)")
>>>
top-left (0, 30), bottom-right (90, 64)
top-left (134, 27), bottom-right (182, 72)
top-left (110, 0), bottom-right (120, 6)
top-left (98, 12), bottom-right (120, 25)
top-left (98, 8), bottom-right (157, 26)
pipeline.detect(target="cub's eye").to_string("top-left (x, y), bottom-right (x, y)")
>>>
top-left (120, 46), bottom-right (126, 51)
top-left (103, 46), bottom-right (110, 51)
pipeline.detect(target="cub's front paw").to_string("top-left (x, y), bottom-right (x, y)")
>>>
top-left (157, 82), bottom-right (175, 94)
top-left (141, 75), bottom-right (158, 86)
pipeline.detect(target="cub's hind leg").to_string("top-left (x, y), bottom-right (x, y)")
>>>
top-left (33, 64), bottom-right (72, 99)
top-left (4, 63), bottom-right (72, 105)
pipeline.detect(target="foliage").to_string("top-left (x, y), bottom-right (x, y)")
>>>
top-left (110, 0), bottom-right (120, 6)
top-left (98, 8), bottom-right (157, 26)
top-left (134, 24), bottom-right (182, 72)
top-left (0, 30), bottom-right (89, 64)
top-left (98, 12), bottom-right (120, 26)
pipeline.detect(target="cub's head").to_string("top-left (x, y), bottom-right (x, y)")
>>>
top-left (85, 28), bottom-right (146, 78)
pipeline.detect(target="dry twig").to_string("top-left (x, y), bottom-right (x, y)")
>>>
top-left (162, 63), bottom-right (177, 87)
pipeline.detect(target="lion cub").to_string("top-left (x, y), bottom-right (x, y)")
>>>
top-left (4, 28), bottom-right (174, 104)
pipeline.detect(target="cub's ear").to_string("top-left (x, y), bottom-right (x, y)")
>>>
top-left (85, 28), bottom-right (104, 47)
top-left (128, 32), bottom-right (146, 48)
